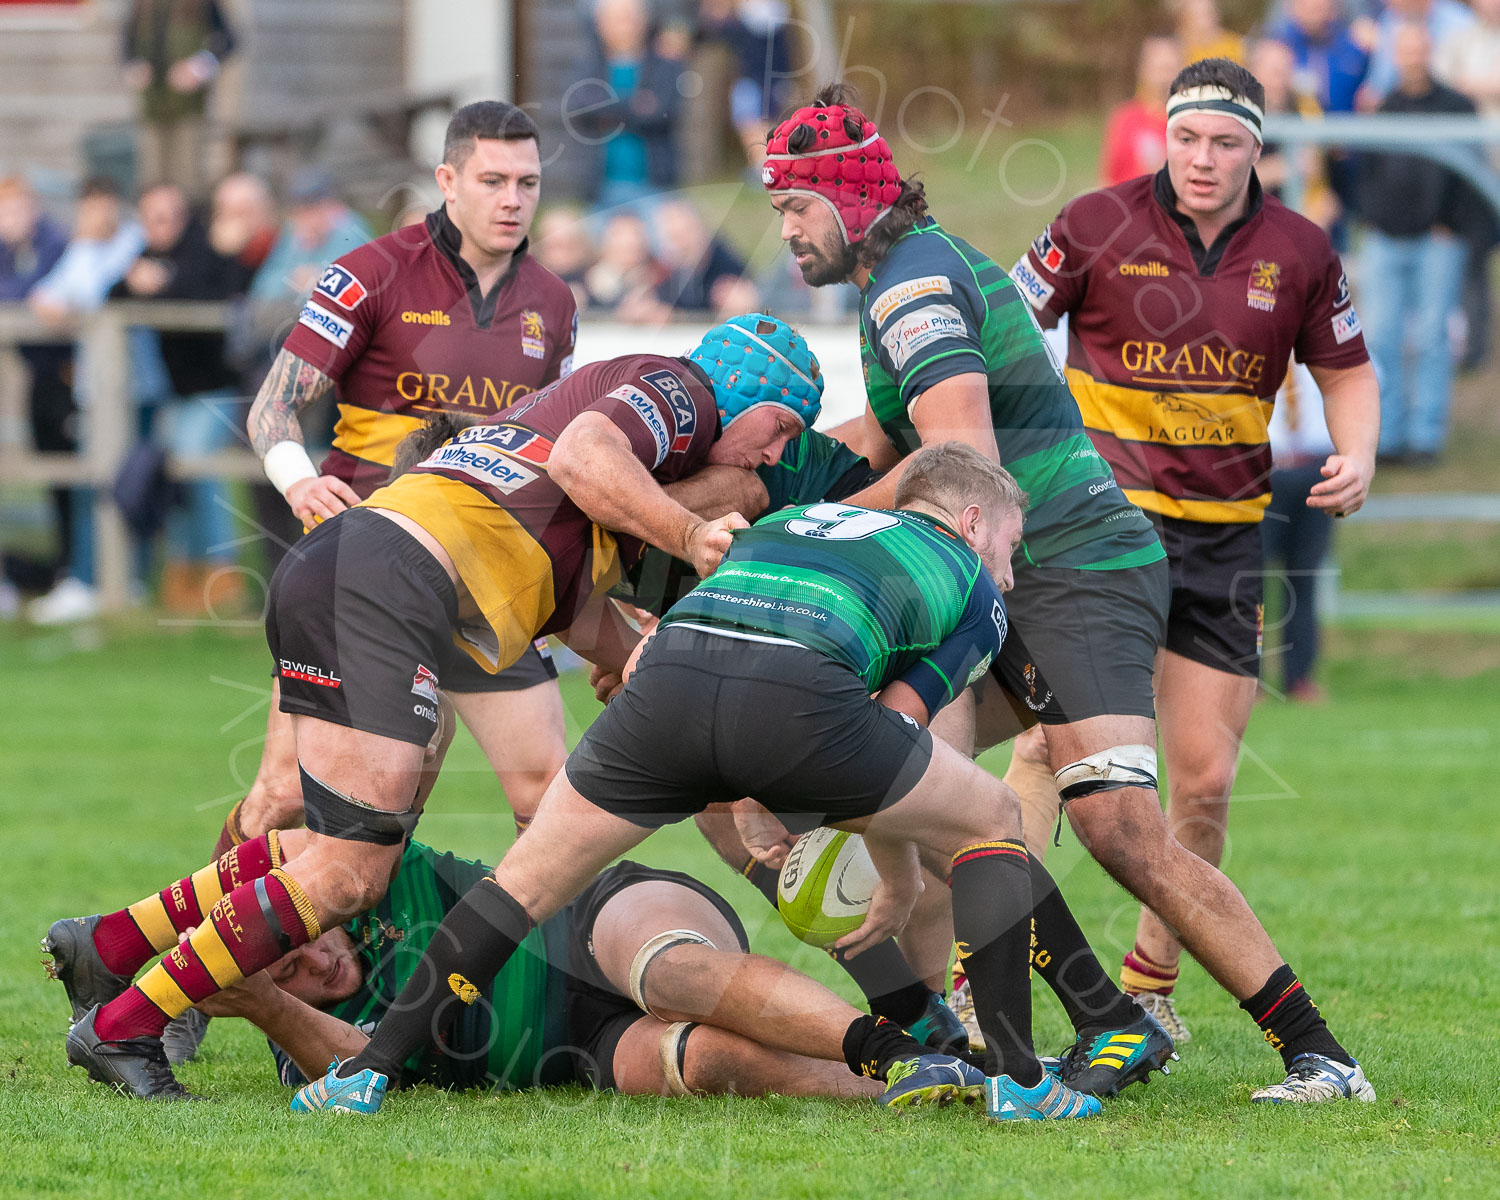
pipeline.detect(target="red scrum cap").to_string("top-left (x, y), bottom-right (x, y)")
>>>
top-left (762, 101), bottom-right (903, 245)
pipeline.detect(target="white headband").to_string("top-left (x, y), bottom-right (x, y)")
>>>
top-left (1166, 85), bottom-right (1265, 145)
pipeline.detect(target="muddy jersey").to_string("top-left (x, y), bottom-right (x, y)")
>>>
top-left (858, 217), bottom-right (1162, 573)
top-left (1013, 170), bottom-right (1367, 524)
top-left (281, 207), bottom-right (577, 496)
top-left (361, 354), bottom-right (719, 672)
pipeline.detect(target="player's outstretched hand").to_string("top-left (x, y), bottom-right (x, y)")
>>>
top-left (286, 474), bottom-right (362, 527)
top-left (1307, 453), bottom-right (1373, 518)
top-left (732, 799), bottom-right (796, 870)
top-left (833, 864), bottom-right (922, 959)
top-left (685, 512), bottom-right (749, 577)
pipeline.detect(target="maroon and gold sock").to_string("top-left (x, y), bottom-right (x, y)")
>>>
top-left (92, 866), bottom-right (316, 1043)
top-left (1121, 943), bottom-right (1179, 997)
top-left (91, 832), bottom-right (284, 977)
top-left (211, 799), bottom-right (251, 860)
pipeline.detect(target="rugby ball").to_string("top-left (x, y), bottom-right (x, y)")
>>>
top-left (776, 827), bottom-right (878, 948)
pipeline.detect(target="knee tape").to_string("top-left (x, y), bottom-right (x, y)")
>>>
top-left (659, 1021), bottom-right (698, 1097)
top-left (628, 928), bottom-right (716, 1018)
top-left (300, 763), bottom-right (419, 846)
top-left (1054, 744), bottom-right (1158, 803)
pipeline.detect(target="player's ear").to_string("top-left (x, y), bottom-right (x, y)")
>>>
top-left (434, 161), bottom-right (458, 199)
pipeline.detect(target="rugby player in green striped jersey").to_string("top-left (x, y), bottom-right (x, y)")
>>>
top-left (760, 82), bottom-right (1372, 1105)
top-left (294, 444), bottom-right (1111, 1122)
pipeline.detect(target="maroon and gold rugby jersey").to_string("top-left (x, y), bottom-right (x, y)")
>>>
top-left (361, 354), bottom-right (719, 673)
top-left (1012, 170), bottom-right (1367, 524)
top-left (282, 207), bottom-right (577, 497)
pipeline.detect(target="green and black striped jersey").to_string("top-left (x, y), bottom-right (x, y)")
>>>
top-left (662, 503), bottom-right (1007, 716)
top-left (858, 217), bottom-right (1164, 573)
top-left (274, 841), bottom-right (572, 1091)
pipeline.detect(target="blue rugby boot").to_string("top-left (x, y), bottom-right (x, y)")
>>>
top-left (985, 1071), bottom-right (1101, 1121)
top-left (291, 1058), bottom-right (388, 1114)
top-left (906, 993), bottom-right (971, 1055)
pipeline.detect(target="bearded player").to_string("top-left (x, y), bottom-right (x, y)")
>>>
top-left (761, 82), bottom-right (1373, 1103)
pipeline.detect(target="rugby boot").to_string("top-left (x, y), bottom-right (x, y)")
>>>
top-left (1135, 991), bottom-right (1192, 1045)
top-left (162, 1008), bottom-right (211, 1066)
top-left (947, 973), bottom-right (985, 1052)
top-left (65, 1004), bottom-right (201, 1100)
top-left (42, 915), bottom-right (132, 1022)
top-left (906, 993), bottom-right (971, 1056)
top-left (291, 1058), bottom-right (389, 1114)
top-left (1250, 1054), bottom-right (1376, 1104)
top-left (1054, 1006), bottom-right (1177, 1097)
top-left (879, 1054), bottom-right (987, 1109)
top-left (985, 1071), bottom-right (1101, 1121)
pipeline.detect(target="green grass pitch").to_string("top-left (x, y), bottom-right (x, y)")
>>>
top-left (2, 620), bottom-right (1496, 1199)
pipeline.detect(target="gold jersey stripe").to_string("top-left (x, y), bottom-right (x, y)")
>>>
top-left (189, 923), bottom-right (243, 989)
top-left (136, 961), bottom-right (194, 1018)
top-left (332, 404), bottom-right (429, 470)
top-left (126, 896), bottom-right (179, 954)
top-left (1066, 368), bottom-right (1273, 448)
top-left (1122, 488), bottom-right (1270, 523)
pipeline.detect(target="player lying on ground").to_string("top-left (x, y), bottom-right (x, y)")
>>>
top-left (50, 832), bottom-right (923, 1102)
top-left (55, 315), bottom-right (822, 1100)
top-left (762, 82), bottom-right (1374, 1104)
top-left (296, 443), bottom-right (1115, 1123)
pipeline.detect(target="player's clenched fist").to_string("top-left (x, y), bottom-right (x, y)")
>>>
top-left (684, 512), bottom-right (749, 577)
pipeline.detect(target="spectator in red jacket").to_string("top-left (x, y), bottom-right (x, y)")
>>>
top-left (1100, 36), bottom-right (1185, 186)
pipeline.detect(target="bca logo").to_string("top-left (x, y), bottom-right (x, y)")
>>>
top-left (315, 264), bottom-right (367, 310)
top-left (1031, 227), bottom-right (1065, 272)
top-left (642, 369), bottom-right (697, 451)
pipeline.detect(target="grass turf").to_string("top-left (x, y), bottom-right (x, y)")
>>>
top-left (1, 619), bottom-right (1497, 1199)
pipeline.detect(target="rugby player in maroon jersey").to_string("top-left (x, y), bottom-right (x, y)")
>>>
top-left (223, 102), bottom-right (576, 880)
top-left (1008, 57), bottom-right (1378, 1100)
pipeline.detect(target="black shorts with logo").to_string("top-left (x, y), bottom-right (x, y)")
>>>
top-left (988, 558), bottom-right (1169, 726)
top-left (563, 861), bottom-right (750, 1091)
top-left (266, 508), bottom-right (458, 747)
top-left (442, 637), bottom-right (559, 693)
top-left (1152, 515), bottom-right (1264, 678)
top-left (565, 625), bottom-right (934, 831)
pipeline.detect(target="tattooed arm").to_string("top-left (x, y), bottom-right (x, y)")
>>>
top-left (247, 348), bottom-right (361, 525)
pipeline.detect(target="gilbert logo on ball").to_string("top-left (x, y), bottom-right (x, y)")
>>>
top-left (776, 827), bottom-right (878, 948)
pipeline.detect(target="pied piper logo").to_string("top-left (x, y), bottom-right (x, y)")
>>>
top-left (448, 973), bottom-right (481, 1004)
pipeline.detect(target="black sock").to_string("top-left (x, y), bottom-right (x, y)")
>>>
top-left (343, 877), bottom-right (532, 1079)
top-left (1240, 964), bottom-right (1351, 1069)
top-left (950, 839), bottom-right (1041, 1085)
top-left (1027, 852), bottom-right (1139, 1035)
top-left (841, 1014), bottom-right (928, 1082)
top-left (746, 860), bottom-right (933, 1027)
